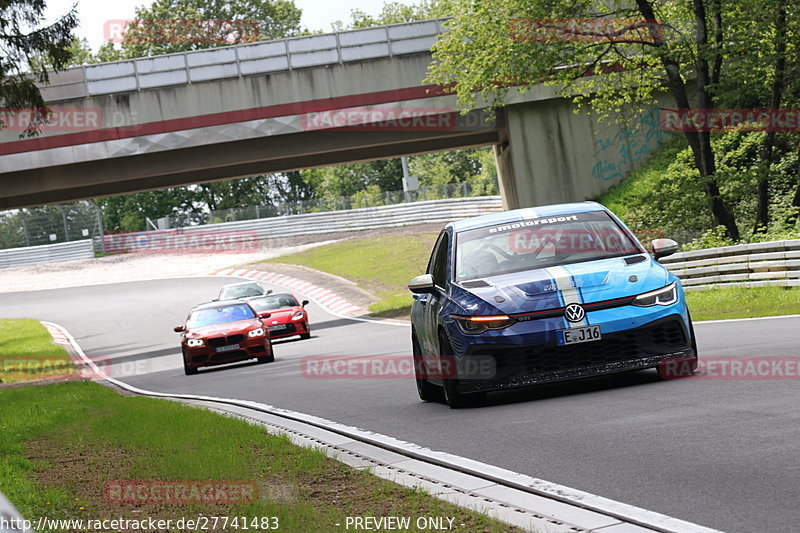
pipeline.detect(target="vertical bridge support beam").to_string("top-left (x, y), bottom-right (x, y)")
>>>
top-left (493, 100), bottom-right (673, 211)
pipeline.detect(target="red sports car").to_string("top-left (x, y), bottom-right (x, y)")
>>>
top-left (174, 300), bottom-right (274, 375)
top-left (246, 293), bottom-right (311, 340)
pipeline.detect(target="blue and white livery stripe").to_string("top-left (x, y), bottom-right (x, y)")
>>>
top-left (544, 265), bottom-right (587, 327)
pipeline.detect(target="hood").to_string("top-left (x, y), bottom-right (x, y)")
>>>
top-left (450, 254), bottom-right (669, 315)
top-left (261, 307), bottom-right (302, 323)
top-left (187, 318), bottom-right (262, 337)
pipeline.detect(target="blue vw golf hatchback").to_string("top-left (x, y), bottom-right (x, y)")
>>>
top-left (409, 202), bottom-right (698, 407)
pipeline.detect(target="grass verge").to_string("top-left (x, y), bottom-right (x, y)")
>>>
top-left (269, 232), bottom-right (438, 318)
top-left (685, 286), bottom-right (800, 321)
top-left (0, 381), bottom-right (515, 533)
top-left (0, 319), bottom-right (72, 384)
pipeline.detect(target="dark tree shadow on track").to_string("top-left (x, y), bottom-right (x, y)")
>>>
top-left (433, 369), bottom-right (667, 409)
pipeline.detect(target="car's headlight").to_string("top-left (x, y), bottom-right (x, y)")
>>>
top-left (186, 338), bottom-right (204, 347)
top-left (632, 282), bottom-right (678, 307)
top-left (451, 314), bottom-right (516, 334)
top-left (248, 327), bottom-right (266, 337)
top-left (292, 311), bottom-right (304, 320)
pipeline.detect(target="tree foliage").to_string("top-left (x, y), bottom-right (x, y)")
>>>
top-left (102, 0), bottom-right (302, 59)
top-left (332, 0), bottom-right (454, 31)
top-left (0, 0), bottom-right (77, 136)
top-left (426, 0), bottom-right (800, 240)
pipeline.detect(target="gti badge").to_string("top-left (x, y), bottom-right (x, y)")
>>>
top-left (564, 303), bottom-right (585, 323)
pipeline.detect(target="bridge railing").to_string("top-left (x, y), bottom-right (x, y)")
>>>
top-left (661, 240), bottom-right (800, 291)
top-left (41, 19), bottom-right (449, 102)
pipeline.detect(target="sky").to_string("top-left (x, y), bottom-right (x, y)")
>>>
top-left (45, 0), bottom-right (393, 51)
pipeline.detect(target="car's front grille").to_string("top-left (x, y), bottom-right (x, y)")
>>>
top-left (472, 317), bottom-right (689, 375)
top-left (270, 324), bottom-right (296, 335)
top-left (210, 350), bottom-right (248, 362)
top-left (207, 334), bottom-right (245, 348)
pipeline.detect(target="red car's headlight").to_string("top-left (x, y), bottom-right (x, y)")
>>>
top-left (186, 338), bottom-right (204, 347)
top-left (292, 311), bottom-right (304, 320)
top-left (248, 327), bottom-right (266, 338)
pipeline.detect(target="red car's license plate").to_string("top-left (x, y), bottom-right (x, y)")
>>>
top-left (215, 344), bottom-right (240, 353)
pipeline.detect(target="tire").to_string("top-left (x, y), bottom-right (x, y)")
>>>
top-left (259, 341), bottom-right (275, 363)
top-left (183, 361), bottom-right (198, 376)
top-left (439, 331), bottom-right (485, 408)
top-left (300, 324), bottom-right (311, 340)
top-left (412, 332), bottom-right (440, 402)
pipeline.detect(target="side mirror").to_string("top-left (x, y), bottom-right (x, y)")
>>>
top-left (651, 238), bottom-right (679, 260)
top-left (173, 325), bottom-right (185, 333)
top-left (258, 312), bottom-right (272, 319)
top-left (408, 274), bottom-right (437, 294)
top-left (301, 300), bottom-right (309, 307)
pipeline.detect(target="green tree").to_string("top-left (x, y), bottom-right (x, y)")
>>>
top-left (425, 0), bottom-right (770, 240)
top-left (332, 0), bottom-right (454, 31)
top-left (106, 0), bottom-right (302, 58)
top-left (97, 189), bottom-right (198, 231)
top-left (0, 0), bottom-right (77, 137)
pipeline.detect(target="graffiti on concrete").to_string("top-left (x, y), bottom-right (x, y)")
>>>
top-left (591, 107), bottom-right (675, 181)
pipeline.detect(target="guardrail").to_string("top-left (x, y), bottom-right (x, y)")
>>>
top-left (0, 239), bottom-right (94, 269)
top-left (661, 240), bottom-right (800, 291)
top-left (101, 196), bottom-right (502, 253)
top-left (0, 490), bottom-right (28, 533)
top-left (41, 19), bottom-right (448, 102)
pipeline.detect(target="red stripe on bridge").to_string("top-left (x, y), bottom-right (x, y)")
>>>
top-left (0, 84), bottom-right (449, 156)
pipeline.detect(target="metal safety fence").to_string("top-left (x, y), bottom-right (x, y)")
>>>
top-left (661, 239), bottom-right (800, 290)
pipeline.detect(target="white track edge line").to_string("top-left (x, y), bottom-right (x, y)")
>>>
top-left (43, 321), bottom-right (722, 533)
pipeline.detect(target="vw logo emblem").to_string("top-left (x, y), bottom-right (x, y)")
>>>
top-left (564, 303), bottom-right (585, 323)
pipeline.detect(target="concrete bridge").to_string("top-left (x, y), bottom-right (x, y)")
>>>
top-left (0, 19), bottom-right (672, 210)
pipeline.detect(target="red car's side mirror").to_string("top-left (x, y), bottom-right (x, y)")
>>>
top-left (258, 312), bottom-right (271, 319)
top-left (301, 300), bottom-right (309, 307)
top-left (173, 325), bottom-right (185, 332)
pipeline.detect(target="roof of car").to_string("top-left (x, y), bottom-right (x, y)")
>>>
top-left (221, 280), bottom-right (261, 287)
top-left (449, 201), bottom-right (608, 232)
top-left (191, 299), bottom-right (253, 311)
top-left (247, 293), bottom-right (292, 299)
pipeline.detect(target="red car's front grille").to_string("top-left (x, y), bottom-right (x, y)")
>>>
top-left (207, 334), bottom-right (245, 348)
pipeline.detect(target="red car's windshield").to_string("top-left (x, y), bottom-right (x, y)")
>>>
top-left (187, 304), bottom-right (256, 328)
top-left (248, 295), bottom-right (299, 312)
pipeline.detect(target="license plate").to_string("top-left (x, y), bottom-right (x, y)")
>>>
top-left (269, 324), bottom-right (287, 331)
top-left (557, 325), bottom-right (601, 346)
top-left (215, 343), bottom-right (240, 353)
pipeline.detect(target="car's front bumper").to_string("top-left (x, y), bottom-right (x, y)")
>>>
top-left (454, 314), bottom-right (695, 394)
top-left (183, 335), bottom-right (271, 369)
top-left (269, 321), bottom-right (309, 339)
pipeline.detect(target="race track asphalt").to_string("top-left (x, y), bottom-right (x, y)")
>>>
top-left (2, 276), bottom-right (798, 532)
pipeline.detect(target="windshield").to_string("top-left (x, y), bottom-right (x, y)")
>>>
top-left (186, 304), bottom-right (256, 328)
top-left (219, 283), bottom-right (263, 299)
top-left (248, 294), bottom-right (299, 312)
top-left (455, 211), bottom-right (641, 281)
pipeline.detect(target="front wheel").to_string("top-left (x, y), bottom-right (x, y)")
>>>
top-left (259, 341), bottom-right (275, 363)
top-left (412, 332), bottom-right (440, 402)
top-left (439, 332), bottom-right (485, 408)
top-left (183, 361), bottom-right (198, 375)
top-left (300, 324), bottom-right (311, 340)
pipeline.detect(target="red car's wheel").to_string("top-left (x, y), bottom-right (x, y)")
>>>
top-left (300, 322), bottom-right (311, 339)
top-left (183, 361), bottom-right (198, 375)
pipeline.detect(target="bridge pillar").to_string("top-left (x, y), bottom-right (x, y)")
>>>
top-left (494, 100), bottom-right (671, 210)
